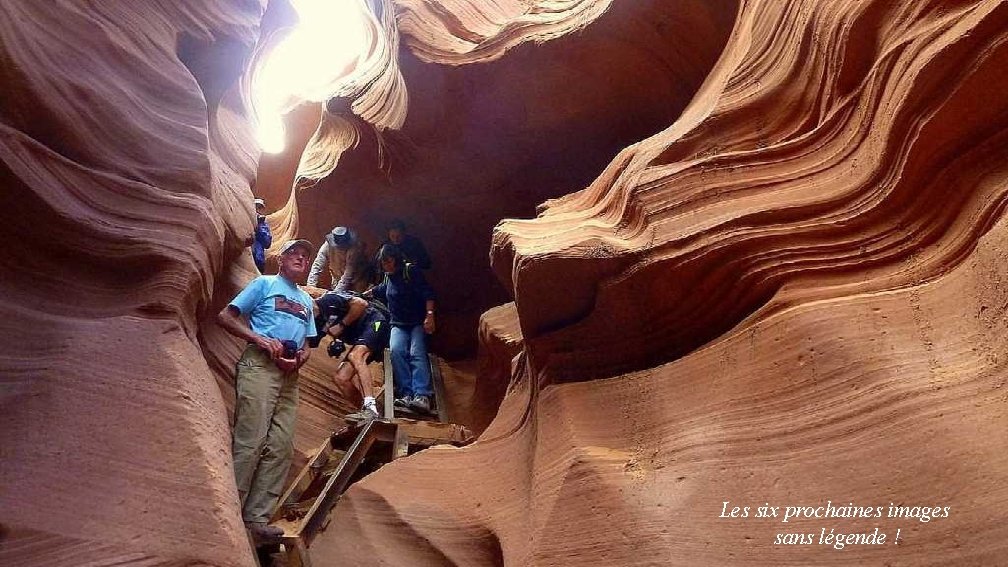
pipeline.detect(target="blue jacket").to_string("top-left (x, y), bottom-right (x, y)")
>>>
top-left (252, 216), bottom-right (272, 270)
top-left (372, 264), bottom-right (435, 326)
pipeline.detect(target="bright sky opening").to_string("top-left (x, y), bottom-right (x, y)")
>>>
top-left (252, 0), bottom-right (369, 154)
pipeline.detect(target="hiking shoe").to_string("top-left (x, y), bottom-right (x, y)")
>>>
top-left (246, 522), bottom-right (283, 544)
top-left (346, 405), bottom-right (381, 422)
top-left (393, 397), bottom-right (411, 409)
top-left (409, 395), bottom-right (432, 414)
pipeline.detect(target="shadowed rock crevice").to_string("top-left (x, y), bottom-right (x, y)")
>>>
top-left (5, 0), bottom-right (1008, 565)
top-left (176, 32), bottom-right (253, 111)
top-left (296, 0), bottom-right (740, 358)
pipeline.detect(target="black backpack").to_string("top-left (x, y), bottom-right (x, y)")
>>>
top-left (349, 290), bottom-right (391, 320)
top-left (310, 290), bottom-right (389, 347)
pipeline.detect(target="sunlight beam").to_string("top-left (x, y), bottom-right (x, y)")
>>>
top-left (251, 0), bottom-right (370, 153)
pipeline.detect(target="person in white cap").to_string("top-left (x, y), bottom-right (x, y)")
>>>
top-left (217, 239), bottom-right (316, 545)
top-left (251, 198), bottom-right (272, 273)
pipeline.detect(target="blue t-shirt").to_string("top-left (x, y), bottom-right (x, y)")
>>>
top-left (229, 275), bottom-right (317, 346)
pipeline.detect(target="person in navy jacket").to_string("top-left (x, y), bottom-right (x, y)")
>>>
top-left (377, 219), bottom-right (431, 270)
top-left (369, 243), bottom-right (436, 414)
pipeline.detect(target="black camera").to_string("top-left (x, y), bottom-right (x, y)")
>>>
top-left (327, 340), bottom-right (346, 358)
top-left (281, 340), bottom-right (298, 359)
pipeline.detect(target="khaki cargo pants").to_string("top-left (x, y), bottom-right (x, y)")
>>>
top-left (232, 344), bottom-right (299, 525)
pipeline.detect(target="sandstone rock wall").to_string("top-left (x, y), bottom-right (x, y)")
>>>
top-left (4, 0), bottom-right (1008, 565)
top-left (0, 1), bottom-right (265, 564)
top-left (495, 0), bottom-right (1008, 384)
top-left (315, 0), bottom-right (1008, 564)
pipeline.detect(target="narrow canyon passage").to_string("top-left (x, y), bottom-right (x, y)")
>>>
top-left (2, 1), bottom-right (1008, 566)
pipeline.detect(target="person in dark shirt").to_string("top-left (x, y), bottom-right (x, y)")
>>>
top-left (369, 243), bottom-right (436, 414)
top-left (251, 198), bottom-right (272, 273)
top-left (377, 219), bottom-right (431, 270)
top-left (310, 291), bottom-right (390, 420)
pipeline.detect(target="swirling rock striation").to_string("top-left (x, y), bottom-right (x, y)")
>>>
top-left (495, 0), bottom-right (1008, 383)
top-left (293, 0), bottom-right (736, 357)
top-left (315, 0), bottom-right (1008, 565)
top-left (0, 1), bottom-right (264, 564)
top-left (325, 224), bottom-right (1008, 564)
top-left (395, 0), bottom-right (615, 64)
top-left (4, 0), bottom-right (1008, 565)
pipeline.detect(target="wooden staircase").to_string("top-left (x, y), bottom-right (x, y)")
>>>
top-left (262, 352), bottom-right (471, 566)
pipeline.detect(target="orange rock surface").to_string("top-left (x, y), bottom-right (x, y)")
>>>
top-left (3, 0), bottom-right (1008, 565)
top-left (317, 0), bottom-right (1008, 564)
top-left (0, 2), bottom-right (264, 564)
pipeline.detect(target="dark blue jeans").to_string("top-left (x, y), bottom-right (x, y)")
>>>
top-left (390, 324), bottom-right (432, 398)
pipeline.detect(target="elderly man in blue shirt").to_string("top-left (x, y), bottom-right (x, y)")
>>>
top-left (218, 239), bottom-right (316, 544)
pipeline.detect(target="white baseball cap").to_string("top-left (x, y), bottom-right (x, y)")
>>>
top-left (279, 239), bottom-right (314, 255)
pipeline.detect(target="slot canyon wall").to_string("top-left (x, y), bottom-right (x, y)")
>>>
top-left (0, 1), bottom-right (264, 564)
top-left (1, 1), bottom-right (1007, 567)
top-left (318, 0), bottom-right (1008, 565)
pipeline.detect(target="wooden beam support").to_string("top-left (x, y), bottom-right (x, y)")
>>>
top-left (383, 348), bottom-right (395, 419)
top-left (392, 425), bottom-right (410, 460)
top-left (270, 438), bottom-right (331, 523)
top-left (299, 420), bottom-right (397, 545)
top-left (429, 354), bottom-right (450, 423)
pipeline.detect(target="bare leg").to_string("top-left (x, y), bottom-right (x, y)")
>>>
top-left (332, 360), bottom-right (360, 404)
top-left (347, 345), bottom-right (374, 399)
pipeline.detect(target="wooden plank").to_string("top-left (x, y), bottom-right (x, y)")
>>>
top-left (383, 348), bottom-right (395, 419)
top-left (394, 418), bottom-right (473, 446)
top-left (280, 536), bottom-right (312, 567)
top-left (269, 438), bottom-right (331, 523)
top-left (429, 353), bottom-right (450, 423)
top-left (392, 425), bottom-right (410, 460)
top-left (261, 413), bottom-right (474, 564)
top-left (330, 423), bottom-right (361, 447)
top-left (297, 420), bottom-right (398, 545)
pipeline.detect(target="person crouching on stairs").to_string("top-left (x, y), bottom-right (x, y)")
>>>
top-left (217, 239), bottom-right (316, 545)
top-left (310, 291), bottom-right (390, 421)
